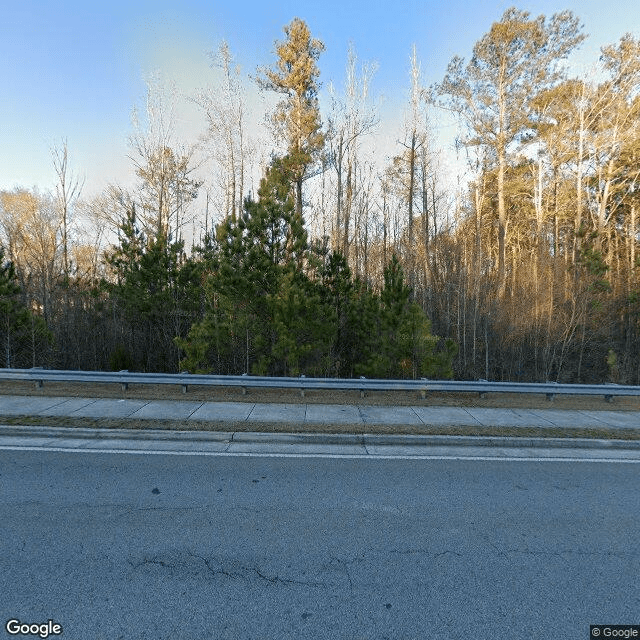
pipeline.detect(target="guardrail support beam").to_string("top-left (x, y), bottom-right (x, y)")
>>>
top-left (2, 369), bottom-right (639, 402)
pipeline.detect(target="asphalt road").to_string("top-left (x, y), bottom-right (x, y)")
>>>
top-left (1, 448), bottom-right (638, 640)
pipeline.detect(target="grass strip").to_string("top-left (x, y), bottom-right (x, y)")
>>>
top-left (1, 414), bottom-right (639, 441)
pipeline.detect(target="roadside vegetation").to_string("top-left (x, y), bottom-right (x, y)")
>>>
top-left (1, 9), bottom-right (639, 382)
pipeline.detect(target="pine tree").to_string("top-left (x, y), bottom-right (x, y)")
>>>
top-left (268, 269), bottom-right (333, 376)
top-left (438, 8), bottom-right (585, 295)
top-left (178, 155), bottom-right (316, 374)
top-left (0, 247), bottom-right (52, 367)
top-left (105, 204), bottom-right (192, 371)
top-left (319, 250), bottom-right (359, 376)
top-left (357, 255), bottom-right (457, 379)
top-left (258, 18), bottom-right (325, 216)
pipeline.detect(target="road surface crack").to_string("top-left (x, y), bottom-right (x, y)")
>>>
top-left (188, 551), bottom-right (326, 588)
top-left (188, 551), bottom-right (245, 581)
top-left (324, 555), bottom-right (361, 596)
top-left (128, 556), bottom-right (176, 570)
top-left (490, 547), bottom-right (633, 559)
top-left (251, 566), bottom-right (325, 588)
top-left (390, 548), bottom-right (463, 558)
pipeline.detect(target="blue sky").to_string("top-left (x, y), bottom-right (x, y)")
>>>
top-left (1, 0), bottom-right (639, 196)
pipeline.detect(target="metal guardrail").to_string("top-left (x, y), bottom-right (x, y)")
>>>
top-left (1, 368), bottom-right (639, 402)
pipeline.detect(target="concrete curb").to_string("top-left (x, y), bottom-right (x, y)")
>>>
top-left (2, 424), bottom-right (640, 451)
top-left (0, 425), bottom-right (233, 442)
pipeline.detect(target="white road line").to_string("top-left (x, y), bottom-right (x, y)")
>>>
top-left (1, 444), bottom-right (639, 463)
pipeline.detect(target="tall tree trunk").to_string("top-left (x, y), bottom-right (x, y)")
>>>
top-left (296, 175), bottom-right (303, 220)
top-left (574, 102), bottom-right (585, 264)
top-left (335, 134), bottom-right (343, 251)
top-left (497, 145), bottom-right (507, 297)
top-left (343, 155), bottom-right (354, 262)
top-left (630, 205), bottom-right (636, 288)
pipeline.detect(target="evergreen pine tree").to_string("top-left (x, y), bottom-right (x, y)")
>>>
top-left (319, 250), bottom-right (375, 377)
top-left (268, 267), bottom-right (336, 376)
top-left (357, 255), bottom-right (457, 379)
top-left (258, 18), bottom-right (325, 217)
top-left (178, 155), bottom-right (314, 374)
top-left (0, 247), bottom-right (52, 367)
top-left (105, 204), bottom-right (193, 371)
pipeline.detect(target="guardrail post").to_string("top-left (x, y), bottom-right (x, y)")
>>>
top-left (546, 393), bottom-right (554, 402)
top-left (241, 372), bottom-right (248, 395)
top-left (30, 367), bottom-right (44, 389)
top-left (604, 383), bottom-right (617, 403)
top-left (300, 374), bottom-right (305, 398)
top-left (119, 370), bottom-right (128, 392)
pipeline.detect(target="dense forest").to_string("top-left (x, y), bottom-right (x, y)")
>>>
top-left (1, 8), bottom-right (639, 382)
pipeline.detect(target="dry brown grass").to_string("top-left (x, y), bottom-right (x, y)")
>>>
top-left (1, 379), bottom-right (639, 411)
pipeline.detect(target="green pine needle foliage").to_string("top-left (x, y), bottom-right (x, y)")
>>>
top-left (0, 247), bottom-right (53, 368)
top-left (177, 157), bottom-right (457, 379)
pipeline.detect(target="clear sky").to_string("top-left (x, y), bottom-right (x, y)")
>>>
top-left (1, 0), bottom-right (639, 197)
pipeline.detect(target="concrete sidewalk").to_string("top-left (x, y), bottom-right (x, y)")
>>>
top-left (1, 394), bottom-right (639, 430)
